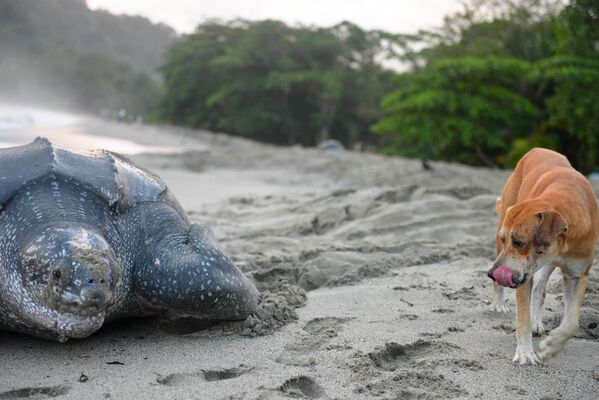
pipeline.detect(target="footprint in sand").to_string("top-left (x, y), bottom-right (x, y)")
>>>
top-left (0, 385), bottom-right (70, 399)
top-left (449, 359), bottom-right (485, 371)
top-left (284, 317), bottom-right (352, 352)
top-left (156, 366), bottom-right (251, 386)
top-left (493, 323), bottom-right (515, 334)
top-left (358, 370), bottom-right (468, 399)
top-left (419, 332), bottom-right (446, 339)
top-left (353, 340), bottom-right (469, 399)
top-left (432, 307), bottom-right (456, 314)
top-left (442, 286), bottom-right (479, 301)
top-left (399, 313), bottom-right (419, 320)
top-left (256, 376), bottom-right (326, 400)
top-left (302, 317), bottom-right (352, 338)
top-left (279, 376), bottom-right (326, 399)
top-left (277, 317), bottom-right (352, 366)
top-left (368, 340), bottom-right (460, 372)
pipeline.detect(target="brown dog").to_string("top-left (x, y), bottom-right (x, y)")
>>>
top-left (488, 148), bottom-right (598, 364)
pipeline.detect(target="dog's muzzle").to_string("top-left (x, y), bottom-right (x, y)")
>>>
top-left (487, 266), bottom-right (526, 288)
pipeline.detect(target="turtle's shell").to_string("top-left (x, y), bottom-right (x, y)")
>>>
top-left (0, 137), bottom-right (175, 213)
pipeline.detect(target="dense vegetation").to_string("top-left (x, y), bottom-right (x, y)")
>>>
top-left (374, 0), bottom-right (599, 172)
top-left (0, 0), bottom-right (174, 114)
top-left (2, 0), bottom-right (597, 172)
top-left (159, 0), bottom-right (598, 172)
top-left (159, 20), bottom-right (401, 147)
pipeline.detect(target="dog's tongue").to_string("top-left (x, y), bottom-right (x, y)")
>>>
top-left (493, 266), bottom-right (513, 287)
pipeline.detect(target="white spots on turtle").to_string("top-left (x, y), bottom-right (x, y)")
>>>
top-left (154, 258), bottom-right (160, 267)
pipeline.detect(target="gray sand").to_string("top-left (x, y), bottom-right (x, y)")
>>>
top-left (0, 117), bottom-right (598, 399)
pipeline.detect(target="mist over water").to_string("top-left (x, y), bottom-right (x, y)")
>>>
top-left (0, 102), bottom-right (80, 131)
top-left (0, 102), bottom-right (180, 155)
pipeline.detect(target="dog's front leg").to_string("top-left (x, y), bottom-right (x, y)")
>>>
top-left (539, 269), bottom-right (589, 361)
top-left (513, 280), bottom-right (540, 364)
top-left (492, 281), bottom-right (509, 312)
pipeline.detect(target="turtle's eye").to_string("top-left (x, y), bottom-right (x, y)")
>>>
top-left (512, 238), bottom-right (525, 250)
top-left (53, 269), bottom-right (62, 279)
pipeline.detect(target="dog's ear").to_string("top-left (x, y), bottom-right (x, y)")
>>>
top-left (535, 211), bottom-right (567, 244)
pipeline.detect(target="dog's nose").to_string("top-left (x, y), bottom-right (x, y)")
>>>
top-left (487, 270), bottom-right (495, 280)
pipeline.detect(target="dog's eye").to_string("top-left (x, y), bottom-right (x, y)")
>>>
top-left (512, 238), bottom-right (524, 249)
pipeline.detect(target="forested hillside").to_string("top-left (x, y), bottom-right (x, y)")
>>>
top-left (0, 0), bottom-right (176, 114)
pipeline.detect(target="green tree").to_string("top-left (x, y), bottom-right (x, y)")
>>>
top-left (375, 0), bottom-right (599, 172)
top-left (373, 57), bottom-right (537, 166)
top-left (159, 20), bottom-right (397, 147)
top-left (531, 0), bottom-right (599, 173)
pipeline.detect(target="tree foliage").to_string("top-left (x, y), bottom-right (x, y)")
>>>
top-left (373, 57), bottom-right (537, 166)
top-left (159, 20), bottom-right (397, 147)
top-left (376, 0), bottom-right (599, 172)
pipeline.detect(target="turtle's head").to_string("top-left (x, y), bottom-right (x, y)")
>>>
top-left (18, 226), bottom-right (116, 331)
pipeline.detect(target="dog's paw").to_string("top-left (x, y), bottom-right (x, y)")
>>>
top-left (512, 345), bottom-right (541, 365)
top-left (491, 299), bottom-right (510, 313)
top-left (532, 316), bottom-right (545, 337)
top-left (538, 332), bottom-right (567, 361)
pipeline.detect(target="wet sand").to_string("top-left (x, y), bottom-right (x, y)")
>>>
top-left (0, 116), bottom-right (598, 399)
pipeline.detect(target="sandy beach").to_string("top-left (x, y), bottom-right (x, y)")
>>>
top-left (0, 114), bottom-right (598, 399)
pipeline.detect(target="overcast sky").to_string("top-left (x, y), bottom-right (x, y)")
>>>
top-left (86, 0), bottom-right (464, 34)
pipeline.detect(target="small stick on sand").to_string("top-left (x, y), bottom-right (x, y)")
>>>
top-left (400, 297), bottom-right (414, 307)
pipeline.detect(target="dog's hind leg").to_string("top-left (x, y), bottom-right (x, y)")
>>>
top-left (531, 264), bottom-right (556, 336)
top-left (539, 263), bottom-right (590, 361)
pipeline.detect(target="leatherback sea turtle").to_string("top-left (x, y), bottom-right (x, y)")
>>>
top-left (0, 138), bottom-right (258, 341)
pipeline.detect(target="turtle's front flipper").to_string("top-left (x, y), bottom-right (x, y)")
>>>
top-left (132, 204), bottom-right (258, 321)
